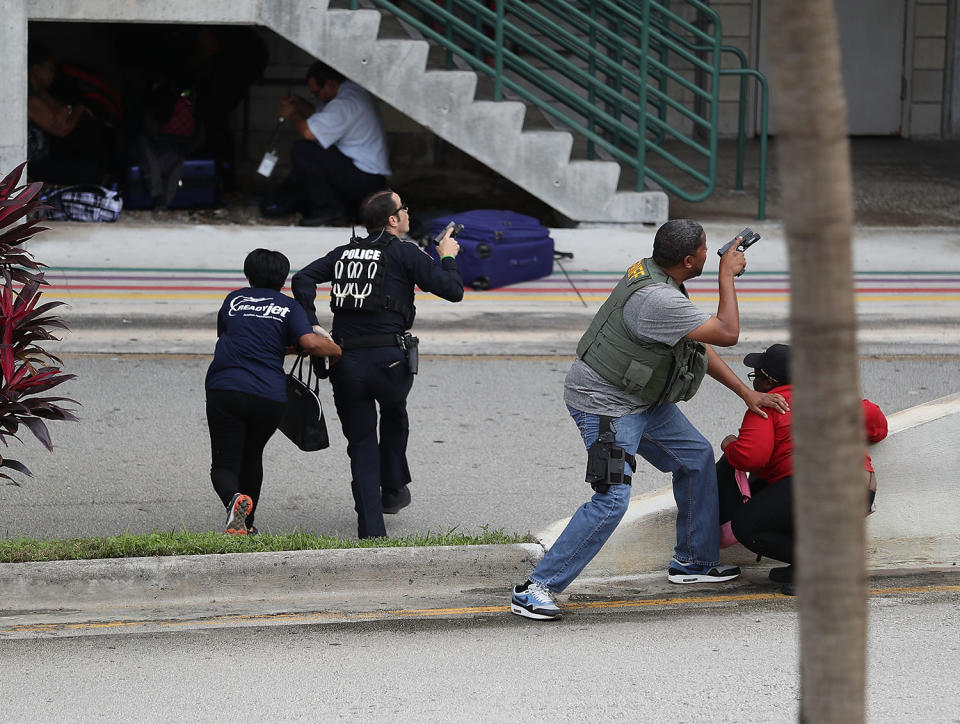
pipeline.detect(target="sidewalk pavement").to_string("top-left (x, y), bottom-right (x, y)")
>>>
top-left (26, 218), bottom-right (960, 275)
top-left (27, 220), bottom-right (960, 355)
top-left (7, 219), bottom-right (960, 635)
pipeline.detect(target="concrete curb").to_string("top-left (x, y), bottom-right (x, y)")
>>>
top-left (1, 543), bottom-right (544, 613)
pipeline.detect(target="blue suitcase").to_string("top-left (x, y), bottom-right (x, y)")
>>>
top-left (428, 210), bottom-right (555, 289)
top-left (124, 158), bottom-right (221, 210)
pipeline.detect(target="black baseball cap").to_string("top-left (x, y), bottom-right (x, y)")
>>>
top-left (743, 343), bottom-right (790, 384)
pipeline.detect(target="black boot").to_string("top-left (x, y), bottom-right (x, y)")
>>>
top-left (382, 484), bottom-right (411, 514)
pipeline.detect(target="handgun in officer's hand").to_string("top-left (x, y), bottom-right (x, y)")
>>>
top-left (433, 221), bottom-right (464, 244)
top-left (717, 227), bottom-right (761, 257)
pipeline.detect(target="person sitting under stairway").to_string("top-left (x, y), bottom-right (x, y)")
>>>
top-left (261, 61), bottom-right (391, 227)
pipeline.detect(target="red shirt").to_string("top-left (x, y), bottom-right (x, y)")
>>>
top-left (723, 386), bottom-right (888, 482)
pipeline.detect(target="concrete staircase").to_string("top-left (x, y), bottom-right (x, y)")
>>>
top-left (257, 1), bottom-right (668, 224)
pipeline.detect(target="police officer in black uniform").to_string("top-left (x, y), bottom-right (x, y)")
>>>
top-left (292, 190), bottom-right (463, 538)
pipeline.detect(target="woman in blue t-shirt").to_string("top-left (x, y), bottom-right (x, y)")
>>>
top-left (205, 249), bottom-right (341, 534)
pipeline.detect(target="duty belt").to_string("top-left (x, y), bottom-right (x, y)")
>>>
top-left (337, 333), bottom-right (402, 350)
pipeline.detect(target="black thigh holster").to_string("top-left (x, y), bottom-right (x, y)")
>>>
top-left (584, 416), bottom-right (636, 493)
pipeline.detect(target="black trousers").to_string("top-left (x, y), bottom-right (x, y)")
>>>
top-left (729, 474), bottom-right (794, 565)
top-left (289, 139), bottom-right (387, 221)
top-left (330, 346), bottom-right (413, 538)
top-left (206, 389), bottom-right (285, 529)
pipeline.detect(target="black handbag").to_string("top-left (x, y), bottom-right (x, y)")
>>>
top-left (278, 353), bottom-right (329, 451)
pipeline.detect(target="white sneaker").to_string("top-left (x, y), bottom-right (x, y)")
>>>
top-left (510, 581), bottom-right (562, 620)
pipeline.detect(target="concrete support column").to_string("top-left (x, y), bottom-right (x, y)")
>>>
top-left (949, 0), bottom-right (960, 137)
top-left (0, 0), bottom-right (28, 178)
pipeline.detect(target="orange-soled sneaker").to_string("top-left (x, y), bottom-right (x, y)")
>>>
top-left (225, 493), bottom-right (253, 535)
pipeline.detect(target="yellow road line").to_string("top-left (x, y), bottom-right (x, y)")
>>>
top-left (4, 584), bottom-right (957, 636)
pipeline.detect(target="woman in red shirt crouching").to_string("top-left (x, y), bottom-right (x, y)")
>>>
top-left (717, 344), bottom-right (888, 593)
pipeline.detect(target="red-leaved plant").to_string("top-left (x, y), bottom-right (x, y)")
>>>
top-left (0, 162), bottom-right (78, 484)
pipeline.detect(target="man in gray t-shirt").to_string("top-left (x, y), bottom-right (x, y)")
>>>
top-left (510, 219), bottom-right (789, 621)
top-left (564, 283), bottom-right (710, 417)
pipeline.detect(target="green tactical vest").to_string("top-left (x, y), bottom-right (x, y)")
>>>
top-left (576, 257), bottom-right (708, 405)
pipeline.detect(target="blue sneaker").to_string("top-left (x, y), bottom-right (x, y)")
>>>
top-left (511, 581), bottom-right (561, 620)
top-left (667, 559), bottom-right (740, 584)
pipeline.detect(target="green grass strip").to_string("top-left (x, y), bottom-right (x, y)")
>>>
top-left (0, 527), bottom-right (533, 563)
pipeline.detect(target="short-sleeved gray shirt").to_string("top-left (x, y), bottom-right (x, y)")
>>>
top-left (564, 283), bottom-right (710, 416)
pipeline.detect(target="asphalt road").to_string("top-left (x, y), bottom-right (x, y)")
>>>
top-left (1, 578), bottom-right (956, 722)
top-left (2, 353), bottom-right (956, 542)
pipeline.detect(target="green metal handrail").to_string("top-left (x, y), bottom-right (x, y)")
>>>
top-left (597, 0), bottom-right (769, 215)
top-left (347, 0), bottom-right (768, 219)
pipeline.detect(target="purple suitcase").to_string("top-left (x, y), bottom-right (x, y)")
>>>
top-left (429, 210), bottom-right (555, 289)
top-left (124, 158), bottom-right (221, 210)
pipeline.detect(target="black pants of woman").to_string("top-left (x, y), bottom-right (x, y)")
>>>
top-left (206, 389), bottom-right (285, 529)
top-left (717, 454), bottom-right (794, 564)
top-left (730, 475), bottom-right (795, 564)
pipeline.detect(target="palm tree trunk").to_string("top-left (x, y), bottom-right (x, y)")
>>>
top-left (765, 2), bottom-right (867, 722)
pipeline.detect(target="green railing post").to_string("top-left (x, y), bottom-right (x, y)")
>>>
top-left (655, 6), bottom-right (670, 143)
top-left (612, 14), bottom-right (624, 149)
top-left (635, 0), bottom-right (651, 191)
top-left (446, 0), bottom-right (455, 70)
top-left (473, 2), bottom-right (484, 59)
top-left (494, 0), bottom-right (504, 101)
top-left (754, 69), bottom-right (769, 220)
top-left (736, 73), bottom-right (747, 189)
top-left (587, 2), bottom-right (597, 160)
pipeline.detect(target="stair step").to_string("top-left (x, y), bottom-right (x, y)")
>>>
top-left (325, 9), bottom-right (382, 48)
top-left (516, 132), bottom-right (574, 173)
top-left (416, 70), bottom-right (480, 115)
top-left (352, 39), bottom-right (429, 86)
top-left (449, 100), bottom-right (526, 140)
top-left (603, 191), bottom-right (670, 224)
top-left (561, 159), bottom-right (620, 196)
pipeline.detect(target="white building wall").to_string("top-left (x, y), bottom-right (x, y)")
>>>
top-left (911, 0), bottom-right (950, 137)
top-left (1, 0), bottom-right (28, 177)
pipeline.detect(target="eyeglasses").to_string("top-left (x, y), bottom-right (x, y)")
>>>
top-left (393, 205), bottom-right (408, 215)
top-left (748, 370), bottom-right (779, 384)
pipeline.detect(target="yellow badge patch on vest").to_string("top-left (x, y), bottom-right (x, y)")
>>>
top-left (627, 260), bottom-right (649, 281)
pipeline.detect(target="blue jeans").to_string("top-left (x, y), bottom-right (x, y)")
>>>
top-left (530, 403), bottom-right (720, 592)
